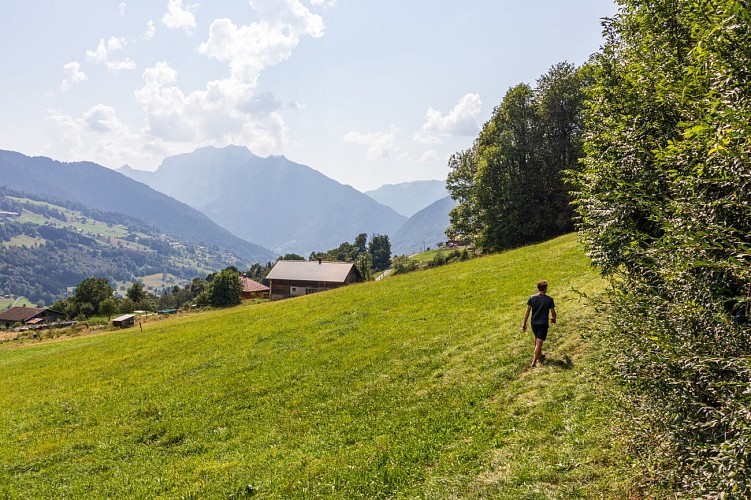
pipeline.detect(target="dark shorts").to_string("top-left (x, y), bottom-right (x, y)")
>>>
top-left (532, 323), bottom-right (549, 341)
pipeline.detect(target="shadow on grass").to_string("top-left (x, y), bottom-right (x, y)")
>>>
top-left (543, 353), bottom-right (573, 370)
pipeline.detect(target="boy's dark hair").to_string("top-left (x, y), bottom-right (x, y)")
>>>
top-left (536, 280), bottom-right (548, 292)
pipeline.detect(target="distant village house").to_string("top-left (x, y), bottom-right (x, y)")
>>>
top-left (0, 307), bottom-right (65, 329)
top-left (241, 276), bottom-right (270, 300)
top-left (265, 260), bottom-right (363, 300)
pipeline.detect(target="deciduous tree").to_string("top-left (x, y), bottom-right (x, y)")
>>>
top-left (368, 234), bottom-right (391, 272)
top-left (126, 282), bottom-right (146, 304)
top-left (208, 268), bottom-right (242, 307)
top-left (446, 63), bottom-right (586, 251)
top-left (71, 277), bottom-right (114, 318)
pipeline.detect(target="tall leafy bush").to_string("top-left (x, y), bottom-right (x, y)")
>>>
top-left (572, 0), bottom-right (751, 494)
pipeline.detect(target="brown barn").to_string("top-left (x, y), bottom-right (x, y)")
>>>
top-left (265, 260), bottom-right (363, 300)
top-left (0, 307), bottom-right (65, 329)
top-left (241, 276), bottom-right (270, 300)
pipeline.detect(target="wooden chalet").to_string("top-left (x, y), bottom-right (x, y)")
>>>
top-left (0, 307), bottom-right (65, 329)
top-left (265, 260), bottom-right (363, 300)
top-left (241, 276), bottom-right (270, 300)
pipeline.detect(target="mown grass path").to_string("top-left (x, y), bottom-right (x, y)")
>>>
top-left (0, 234), bottom-right (628, 498)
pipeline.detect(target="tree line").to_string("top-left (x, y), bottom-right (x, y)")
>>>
top-left (51, 267), bottom-right (246, 320)
top-left (247, 233), bottom-right (393, 283)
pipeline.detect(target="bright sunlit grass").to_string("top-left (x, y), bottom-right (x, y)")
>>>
top-left (409, 245), bottom-right (469, 263)
top-left (0, 234), bottom-right (629, 498)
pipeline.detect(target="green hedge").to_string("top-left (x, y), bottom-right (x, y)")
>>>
top-left (572, 0), bottom-right (751, 495)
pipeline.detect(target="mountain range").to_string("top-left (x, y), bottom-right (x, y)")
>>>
top-left (0, 150), bottom-right (276, 264)
top-left (1, 146), bottom-right (457, 280)
top-left (118, 146), bottom-right (407, 255)
top-left (391, 196), bottom-right (458, 255)
top-left (364, 180), bottom-right (448, 218)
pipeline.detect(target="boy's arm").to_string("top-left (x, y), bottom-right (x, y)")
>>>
top-left (522, 304), bottom-right (531, 331)
top-left (551, 307), bottom-right (557, 324)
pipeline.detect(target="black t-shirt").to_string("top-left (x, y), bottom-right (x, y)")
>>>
top-left (527, 294), bottom-right (555, 325)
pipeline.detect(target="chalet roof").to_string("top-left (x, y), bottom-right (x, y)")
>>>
top-left (266, 260), bottom-right (358, 283)
top-left (0, 306), bottom-right (46, 323)
top-left (241, 276), bottom-right (270, 293)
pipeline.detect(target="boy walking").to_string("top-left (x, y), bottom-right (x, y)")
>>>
top-left (522, 280), bottom-right (556, 368)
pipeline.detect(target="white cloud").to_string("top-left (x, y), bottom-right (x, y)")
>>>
top-left (86, 39), bottom-right (108, 64)
top-left (60, 61), bottom-right (88, 91)
top-left (51, 0), bottom-right (328, 169)
top-left (414, 93), bottom-right (482, 144)
top-left (162, 0), bottom-right (197, 33)
top-left (86, 37), bottom-right (136, 72)
top-left (344, 129), bottom-right (400, 160)
top-left (145, 20), bottom-right (157, 40)
top-left (119, 2), bottom-right (127, 16)
top-left (418, 150), bottom-right (441, 163)
top-left (48, 105), bottom-right (142, 168)
top-left (85, 37), bottom-right (128, 64)
top-left (107, 37), bottom-right (127, 51)
top-left (82, 105), bottom-right (123, 133)
top-left (50, 105), bottom-right (126, 136)
top-left (135, 62), bottom-right (193, 142)
top-left (143, 61), bottom-right (178, 85)
top-left (134, 61), bottom-right (288, 154)
top-left (310, 0), bottom-right (337, 7)
top-left (106, 58), bottom-right (137, 72)
top-left (198, 0), bottom-right (324, 85)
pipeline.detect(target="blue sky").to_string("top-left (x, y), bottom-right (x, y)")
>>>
top-left (0, 0), bottom-right (616, 191)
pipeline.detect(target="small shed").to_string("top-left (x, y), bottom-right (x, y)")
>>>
top-left (111, 314), bottom-right (136, 328)
top-left (265, 260), bottom-right (363, 300)
top-left (241, 276), bottom-right (270, 300)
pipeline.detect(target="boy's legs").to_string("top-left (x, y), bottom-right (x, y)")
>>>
top-left (530, 324), bottom-right (549, 367)
top-left (531, 338), bottom-right (544, 367)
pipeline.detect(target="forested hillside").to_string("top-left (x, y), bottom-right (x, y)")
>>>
top-left (0, 188), bottom-right (251, 305)
top-left (0, 150), bottom-right (276, 264)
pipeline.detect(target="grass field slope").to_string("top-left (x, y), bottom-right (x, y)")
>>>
top-left (0, 234), bottom-right (629, 498)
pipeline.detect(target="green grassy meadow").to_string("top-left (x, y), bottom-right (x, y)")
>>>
top-left (409, 246), bottom-right (469, 263)
top-left (0, 296), bottom-right (32, 311)
top-left (0, 234), bottom-right (629, 498)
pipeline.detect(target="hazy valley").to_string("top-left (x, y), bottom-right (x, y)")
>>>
top-left (0, 147), bottom-right (454, 304)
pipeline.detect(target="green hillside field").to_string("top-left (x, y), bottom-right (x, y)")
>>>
top-left (0, 296), bottom-right (31, 311)
top-left (0, 234), bottom-right (631, 498)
